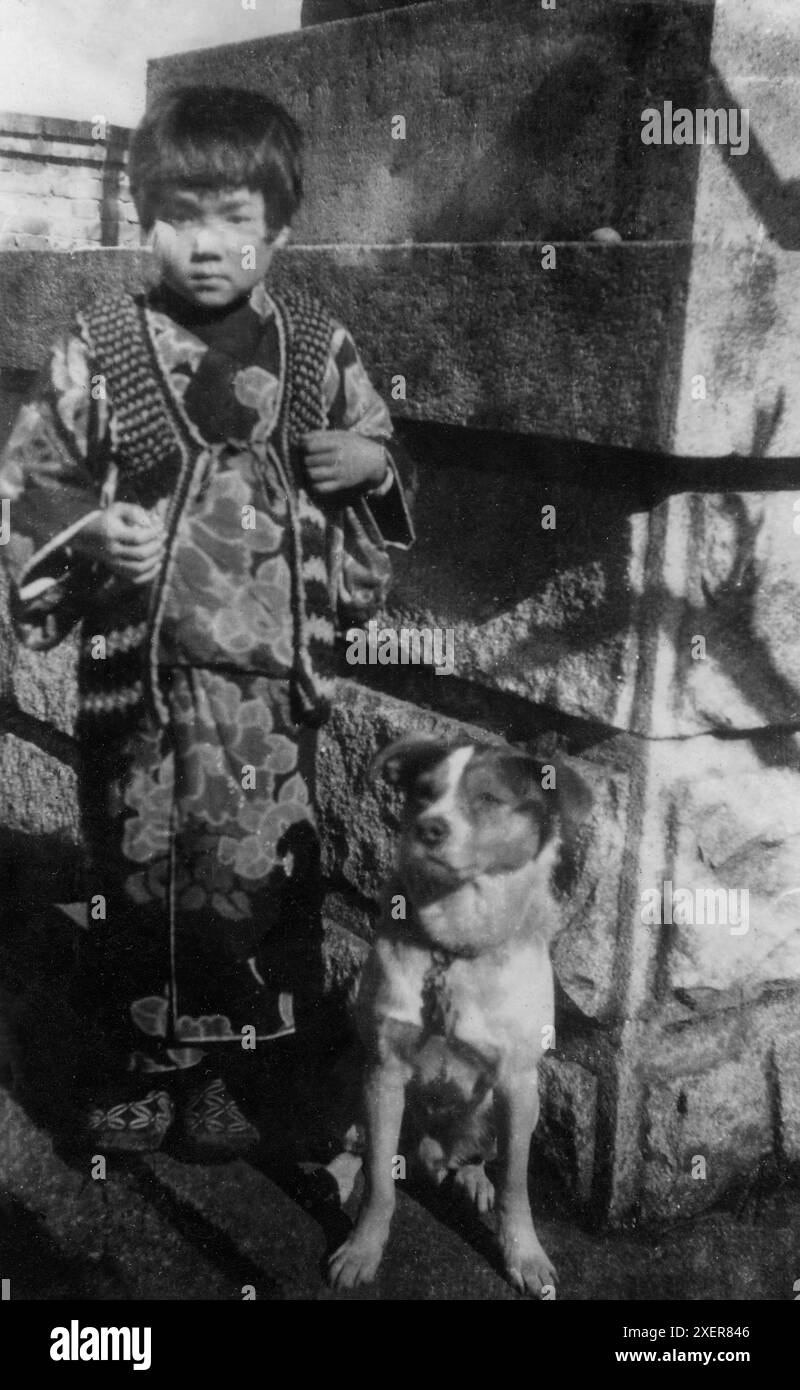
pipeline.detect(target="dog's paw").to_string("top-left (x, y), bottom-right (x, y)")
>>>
top-left (498, 1220), bottom-right (557, 1299)
top-left (327, 1219), bottom-right (390, 1290)
top-left (325, 1151), bottom-right (363, 1205)
top-left (416, 1135), bottom-right (448, 1185)
top-left (453, 1162), bottom-right (495, 1213)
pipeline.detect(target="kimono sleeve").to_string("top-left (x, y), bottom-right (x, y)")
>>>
top-left (322, 322), bottom-right (415, 549)
top-left (0, 325), bottom-right (109, 649)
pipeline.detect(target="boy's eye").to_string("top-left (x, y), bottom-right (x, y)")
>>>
top-left (476, 791), bottom-right (502, 807)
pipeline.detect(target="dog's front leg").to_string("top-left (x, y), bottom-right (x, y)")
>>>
top-left (494, 1072), bottom-right (556, 1298)
top-left (328, 1057), bottom-right (409, 1289)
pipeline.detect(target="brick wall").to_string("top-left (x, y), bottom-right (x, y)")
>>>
top-left (0, 112), bottom-right (139, 251)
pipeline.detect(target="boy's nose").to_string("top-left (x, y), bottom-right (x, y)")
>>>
top-left (190, 228), bottom-right (222, 257)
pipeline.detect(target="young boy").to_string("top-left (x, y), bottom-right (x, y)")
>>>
top-left (0, 86), bottom-right (414, 1154)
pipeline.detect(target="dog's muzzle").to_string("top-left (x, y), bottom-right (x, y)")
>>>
top-left (414, 815), bottom-right (449, 849)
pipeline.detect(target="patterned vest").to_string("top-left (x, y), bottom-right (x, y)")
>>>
top-left (79, 286), bottom-right (342, 729)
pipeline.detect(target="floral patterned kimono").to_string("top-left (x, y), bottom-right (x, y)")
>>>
top-left (0, 278), bottom-right (414, 1081)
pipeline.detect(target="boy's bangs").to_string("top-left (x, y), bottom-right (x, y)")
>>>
top-left (154, 135), bottom-right (266, 197)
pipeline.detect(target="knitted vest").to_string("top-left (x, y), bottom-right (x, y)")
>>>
top-left (78, 286), bottom-right (340, 729)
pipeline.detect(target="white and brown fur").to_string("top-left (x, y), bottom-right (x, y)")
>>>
top-left (328, 734), bottom-right (591, 1297)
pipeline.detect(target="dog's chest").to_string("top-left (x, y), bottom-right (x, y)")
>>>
top-left (365, 934), bottom-right (551, 1063)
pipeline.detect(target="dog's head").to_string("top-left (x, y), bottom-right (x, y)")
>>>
top-left (372, 735), bottom-right (592, 897)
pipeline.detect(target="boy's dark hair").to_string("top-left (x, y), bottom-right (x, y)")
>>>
top-left (129, 85), bottom-right (303, 231)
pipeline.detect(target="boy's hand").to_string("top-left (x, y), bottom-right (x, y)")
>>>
top-left (74, 502), bottom-right (165, 586)
top-left (301, 431), bottom-right (389, 496)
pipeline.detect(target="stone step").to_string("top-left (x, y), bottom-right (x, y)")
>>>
top-left (150, 0), bottom-right (715, 245)
top-left (4, 243), bottom-right (797, 456)
top-left (145, 1148), bottom-right (519, 1300)
top-left (273, 240), bottom-right (800, 457)
top-left (150, 0), bottom-right (800, 247)
top-left (0, 1083), bottom-right (521, 1299)
top-left (0, 1089), bottom-right (230, 1298)
top-left (0, 248), bottom-right (149, 374)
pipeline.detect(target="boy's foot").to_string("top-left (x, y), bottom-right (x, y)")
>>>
top-left (86, 1087), bottom-right (174, 1153)
top-left (180, 1075), bottom-right (260, 1157)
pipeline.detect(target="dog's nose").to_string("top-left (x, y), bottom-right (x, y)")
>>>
top-left (416, 815), bottom-right (449, 848)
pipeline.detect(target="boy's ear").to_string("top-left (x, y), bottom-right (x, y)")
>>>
top-left (272, 225), bottom-right (291, 249)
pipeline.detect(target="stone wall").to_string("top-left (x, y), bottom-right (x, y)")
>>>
top-left (301, 0), bottom-right (414, 21)
top-left (0, 112), bottom-right (138, 251)
top-left (1, 0), bottom-right (800, 1228)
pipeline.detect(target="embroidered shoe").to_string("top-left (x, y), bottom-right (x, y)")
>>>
top-left (181, 1076), bottom-right (260, 1156)
top-left (86, 1087), bottom-right (174, 1153)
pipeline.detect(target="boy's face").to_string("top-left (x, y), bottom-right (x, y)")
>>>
top-left (149, 186), bottom-right (287, 308)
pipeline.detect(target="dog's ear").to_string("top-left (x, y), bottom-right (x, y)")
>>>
top-left (371, 734), bottom-right (451, 788)
top-left (490, 754), bottom-right (547, 803)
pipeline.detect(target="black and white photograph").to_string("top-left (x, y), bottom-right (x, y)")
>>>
top-left (0, 0), bottom-right (797, 1351)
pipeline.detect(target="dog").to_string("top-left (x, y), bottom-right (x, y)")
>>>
top-left (328, 734), bottom-right (591, 1297)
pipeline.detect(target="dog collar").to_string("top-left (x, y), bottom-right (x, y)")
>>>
top-left (420, 948), bottom-right (456, 1036)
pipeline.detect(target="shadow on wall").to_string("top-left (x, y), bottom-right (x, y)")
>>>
top-left (0, 370), bottom-right (36, 450)
top-left (712, 68), bottom-right (800, 250)
top-left (411, 8), bottom-right (712, 244)
top-left (390, 408), bottom-right (800, 743)
top-left (409, 55), bottom-right (800, 249)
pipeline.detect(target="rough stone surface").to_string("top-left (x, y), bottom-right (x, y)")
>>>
top-left (775, 1030), bottom-right (800, 1162)
top-left (641, 1051), bottom-right (772, 1222)
top-left (652, 734), bottom-right (800, 1003)
top-left (669, 248), bottom-right (800, 463)
top-left (0, 250), bottom-right (150, 374)
top-left (274, 244), bottom-right (695, 449)
top-left (664, 494), bottom-right (800, 733)
top-left (551, 762), bottom-right (630, 1021)
top-left (151, 0), bottom-right (718, 246)
top-left (321, 914), bottom-right (370, 1007)
top-left (692, 1), bottom-right (800, 250)
top-left (538, 1055), bottom-right (598, 1206)
top-left (0, 734), bottom-right (79, 843)
top-left (273, 242), bottom-right (800, 468)
top-left (302, 0), bottom-right (415, 22)
top-left (0, 564), bottom-right (79, 734)
top-left (153, 0), bottom-right (800, 253)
